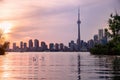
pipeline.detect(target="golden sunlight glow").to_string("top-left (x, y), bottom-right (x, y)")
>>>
top-left (0, 21), bottom-right (13, 34)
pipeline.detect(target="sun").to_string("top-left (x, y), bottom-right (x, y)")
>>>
top-left (0, 21), bottom-right (13, 34)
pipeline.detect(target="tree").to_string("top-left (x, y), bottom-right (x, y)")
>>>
top-left (0, 29), bottom-right (9, 55)
top-left (108, 13), bottom-right (120, 42)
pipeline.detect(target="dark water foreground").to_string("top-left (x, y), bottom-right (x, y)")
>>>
top-left (0, 52), bottom-right (120, 80)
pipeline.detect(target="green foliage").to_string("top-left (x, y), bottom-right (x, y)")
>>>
top-left (112, 43), bottom-right (120, 55)
top-left (109, 14), bottom-right (120, 36)
top-left (90, 44), bottom-right (109, 55)
top-left (90, 13), bottom-right (120, 55)
top-left (90, 40), bottom-right (120, 55)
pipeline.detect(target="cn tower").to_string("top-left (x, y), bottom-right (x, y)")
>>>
top-left (77, 9), bottom-right (81, 51)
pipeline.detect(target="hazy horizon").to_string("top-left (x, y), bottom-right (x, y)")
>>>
top-left (0, 0), bottom-right (120, 46)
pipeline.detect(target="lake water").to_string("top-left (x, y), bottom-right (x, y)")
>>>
top-left (0, 52), bottom-right (120, 80)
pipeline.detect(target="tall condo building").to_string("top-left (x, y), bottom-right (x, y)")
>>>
top-left (20, 41), bottom-right (23, 49)
top-left (29, 39), bottom-right (33, 49)
top-left (77, 9), bottom-right (81, 51)
top-left (34, 39), bottom-right (39, 48)
top-left (98, 29), bottom-right (103, 40)
top-left (41, 41), bottom-right (47, 51)
top-left (24, 43), bottom-right (27, 49)
top-left (13, 43), bottom-right (17, 50)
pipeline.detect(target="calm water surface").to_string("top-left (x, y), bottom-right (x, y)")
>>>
top-left (0, 52), bottom-right (120, 80)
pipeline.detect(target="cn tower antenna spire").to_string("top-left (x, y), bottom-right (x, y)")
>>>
top-left (78, 8), bottom-right (80, 20)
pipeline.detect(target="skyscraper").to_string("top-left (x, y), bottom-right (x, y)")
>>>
top-left (20, 41), bottom-right (23, 49)
top-left (77, 9), bottom-right (81, 51)
top-left (34, 39), bottom-right (39, 48)
top-left (94, 35), bottom-right (99, 44)
top-left (41, 41), bottom-right (47, 51)
top-left (23, 42), bottom-right (27, 49)
top-left (60, 43), bottom-right (64, 51)
top-left (29, 39), bottom-right (33, 49)
top-left (55, 43), bottom-right (59, 51)
top-left (98, 29), bottom-right (103, 40)
top-left (49, 43), bottom-right (54, 51)
top-left (13, 43), bottom-right (17, 50)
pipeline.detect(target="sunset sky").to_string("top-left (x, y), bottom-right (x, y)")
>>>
top-left (0, 0), bottom-right (120, 47)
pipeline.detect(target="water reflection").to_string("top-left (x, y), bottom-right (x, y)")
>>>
top-left (93, 55), bottom-right (120, 80)
top-left (112, 57), bottom-right (120, 80)
top-left (77, 54), bottom-right (81, 80)
top-left (0, 52), bottom-right (120, 80)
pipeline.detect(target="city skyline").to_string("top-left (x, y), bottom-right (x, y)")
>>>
top-left (9, 28), bottom-right (107, 52)
top-left (0, 0), bottom-right (120, 46)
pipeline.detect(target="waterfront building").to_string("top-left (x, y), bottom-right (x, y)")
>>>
top-left (41, 41), bottom-right (47, 51)
top-left (87, 39), bottom-right (94, 49)
top-left (34, 39), bottom-right (39, 49)
top-left (64, 46), bottom-right (69, 51)
top-left (49, 43), bottom-right (54, 51)
top-left (80, 41), bottom-right (88, 52)
top-left (13, 43), bottom-right (20, 52)
top-left (23, 42), bottom-right (27, 51)
top-left (13, 43), bottom-right (17, 50)
top-left (94, 35), bottom-right (98, 41)
top-left (28, 39), bottom-right (33, 51)
top-left (60, 43), bottom-right (64, 51)
top-left (93, 35), bottom-right (99, 44)
top-left (69, 40), bottom-right (76, 51)
top-left (55, 43), bottom-right (59, 51)
top-left (24, 43), bottom-right (27, 49)
top-left (20, 41), bottom-right (24, 49)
